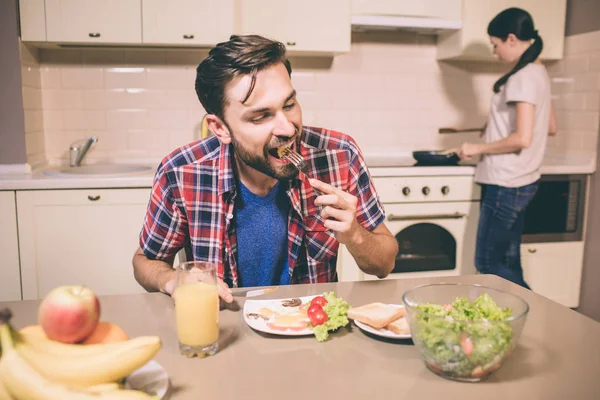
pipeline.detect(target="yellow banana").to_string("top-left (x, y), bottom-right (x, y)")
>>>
top-left (16, 335), bottom-right (162, 388)
top-left (0, 318), bottom-right (157, 400)
top-left (17, 327), bottom-right (146, 358)
top-left (0, 380), bottom-right (15, 400)
top-left (84, 382), bottom-right (121, 393)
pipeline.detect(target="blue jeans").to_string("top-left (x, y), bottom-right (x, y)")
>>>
top-left (475, 181), bottom-right (539, 289)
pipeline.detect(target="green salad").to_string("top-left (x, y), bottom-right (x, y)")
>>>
top-left (311, 292), bottom-right (350, 342)
top-left (413, 293), bottom-right (513, 377)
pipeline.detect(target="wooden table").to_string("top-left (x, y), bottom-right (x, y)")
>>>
top-left (2, 274), bottom-right (599, 399)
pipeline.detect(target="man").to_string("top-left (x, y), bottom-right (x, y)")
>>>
top-left (132, 35), bottom-right (398, 303)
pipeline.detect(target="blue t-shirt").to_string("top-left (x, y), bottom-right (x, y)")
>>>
top-left (235, 180), bottom-right (290, 287)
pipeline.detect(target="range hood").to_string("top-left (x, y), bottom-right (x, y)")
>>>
top-left (351, 15), bottom-right (462, 34)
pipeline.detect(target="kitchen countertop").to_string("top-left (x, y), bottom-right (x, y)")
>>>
top-left (0, 152), bottom-right (595, 190)
top-left (2, 274), bottom-right (599, 399)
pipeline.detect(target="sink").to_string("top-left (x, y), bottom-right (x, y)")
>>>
top-left (43, 164), bottom-right (153, 177)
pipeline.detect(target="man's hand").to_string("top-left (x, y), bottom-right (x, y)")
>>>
top-left (163, 277), bottom-right (233, 303)
top-left (309, 178), bottom-right (363, 245)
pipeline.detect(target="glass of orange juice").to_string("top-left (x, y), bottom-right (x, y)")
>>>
top-left (174, 261), bottom-right (219, 358)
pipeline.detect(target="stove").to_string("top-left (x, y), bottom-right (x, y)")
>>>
top-left (337, 174), bottom-right (481, 282)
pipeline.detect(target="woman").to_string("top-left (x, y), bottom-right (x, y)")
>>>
top-left (456, 8), bottom-right (557, 289)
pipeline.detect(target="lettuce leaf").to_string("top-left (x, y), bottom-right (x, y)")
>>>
top-left (311, 292), bottom-right (350, 342)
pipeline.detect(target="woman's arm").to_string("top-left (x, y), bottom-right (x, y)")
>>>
top-left (457, 102), bottom-right (535, 159)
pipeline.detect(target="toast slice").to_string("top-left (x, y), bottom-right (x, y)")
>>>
top-left (348, 303), bottom-right (405, 330)
top-left (386, 316), bottom-right (410, 335)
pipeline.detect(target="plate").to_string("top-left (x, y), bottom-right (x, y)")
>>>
top-left (243, 295), bottom-right (319, 336)
top-left (124, 360), bottom-right (169, 399)
top-left (353, 304), bottom-right (411, 339)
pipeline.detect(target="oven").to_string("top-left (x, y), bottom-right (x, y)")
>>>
top-left (338, 175), bottom-right (481, 282)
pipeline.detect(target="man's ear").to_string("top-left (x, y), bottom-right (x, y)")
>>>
top-left (205, 115), bottom-right (231, 144)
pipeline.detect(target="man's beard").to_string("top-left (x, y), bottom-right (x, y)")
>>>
top-left (228, 127), bottom-right (299, 180)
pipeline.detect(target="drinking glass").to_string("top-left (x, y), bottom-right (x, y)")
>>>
top-left (174, 261), bottom-right (219, 358)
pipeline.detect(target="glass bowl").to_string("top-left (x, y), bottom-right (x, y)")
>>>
top-left (402, 283), bottom-right (529, 382)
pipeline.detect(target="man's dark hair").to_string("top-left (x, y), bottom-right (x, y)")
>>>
top-left (195, 35), bottom-right (292, 119)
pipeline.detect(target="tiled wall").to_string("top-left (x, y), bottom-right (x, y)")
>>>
top-left (546, 30), bottom-right (600, 158)
top-left (20, 43), bottom-right (45, 169)
top-left (22, 31), bottom-right (597, 166)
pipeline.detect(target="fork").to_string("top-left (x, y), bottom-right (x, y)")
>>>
top-left (280, 147), bottom-right (309, 176)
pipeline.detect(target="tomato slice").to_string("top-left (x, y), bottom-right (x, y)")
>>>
top-left (310, 296), bottom-right (328, 308)
top-left (307, 303), bottom-right (323, 318)
top-left (308, 309), bottom-right (328, 326)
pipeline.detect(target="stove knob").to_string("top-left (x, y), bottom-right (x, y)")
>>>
top-left (441, 186), bottom-right (450, 195)
top-left (402, 187), bottom-right (411, 196)
top-left (422, 186), bottom-right (430, 196)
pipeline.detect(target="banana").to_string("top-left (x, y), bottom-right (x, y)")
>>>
top-left (0, 380), bottom-right (15, 400)
top-left (17, 327), bottom-right (147, 358)
top-left (16, 334), bottom-right (162, 388)
top-left (0, 319), bottom-right (157, 400)
top-left (84, 382), bottom-right (121, 393)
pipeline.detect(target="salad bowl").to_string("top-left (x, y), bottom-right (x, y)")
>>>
top-left (402, 283), bottom-right (529, 382)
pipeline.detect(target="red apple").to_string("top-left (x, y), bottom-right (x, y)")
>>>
top-left (38, 285), bottom-right (101, 343)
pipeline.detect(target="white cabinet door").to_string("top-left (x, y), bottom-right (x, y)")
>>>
top-left (352, 0), bottom-right (461, 20)
top-left (142, 0), bottom-right (234, 46)
top-left (236, 0), bottom-right (351, 54)
top-left (19, 0), bottom-right (47, 42)
top-left (45, 0), bottom-right (142, 44)
top-left (521, 241), bottom-right (584, 308)
top-left (17, 188), bottom-right (151, 300)
top-left (437, 0), bottom-right (566, 61)
top-left (0, 192), bottom-right (22, 302)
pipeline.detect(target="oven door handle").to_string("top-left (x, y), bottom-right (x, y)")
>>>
top-left (388, 212), bottom-right (467, 221)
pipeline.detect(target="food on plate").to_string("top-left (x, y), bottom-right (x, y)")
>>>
top-left (38, 285), bottom-right (101, 344)
top-left (385, 317), bottom-right (410, 335)
top-left (244, 292), bottom-right (350, 342)
top-left (307, 304), bottom-right (328, 327)
top-left (266, 312), bottom-right (309, 331)
top-left (0, 308), bottom-right (160, 399)
top-left (281, 298), bottom-right (302, 307)
top-left (413, 293), bottom-right (513, 379)
top-left (348, 302), bottom-right (405, 330)
top-left (81, 321), bottom-right (129, 344)
top-left (310, 296), bottom-right (328, 308)
top-left (310, 292), bottom-right (350, 342)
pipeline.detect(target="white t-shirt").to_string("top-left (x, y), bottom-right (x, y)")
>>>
top-left (475, 63), bottom-right (551, 188)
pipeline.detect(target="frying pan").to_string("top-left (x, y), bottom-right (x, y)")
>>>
top-left (412, 150), bottom-right (460, 166)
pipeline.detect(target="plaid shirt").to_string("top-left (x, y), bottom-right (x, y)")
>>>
top-left (139, 126), bottom-right (385, 288)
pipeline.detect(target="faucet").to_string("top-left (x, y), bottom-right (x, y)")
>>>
top-left (69, 136), bottom-right (98, 167)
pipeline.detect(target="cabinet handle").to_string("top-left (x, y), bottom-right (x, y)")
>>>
top-left (528, 248), bottom-right (537, 253)
top-left (286, 41), bottom-right (296, 46)
top-left (388, 212), bottom-right (466, 221)
top-left (87, 195), bottom-right (101, 201)
top-left (183, 34), bottom-right (195, 39)
top-left (88, 33), bottom-right (101, 38)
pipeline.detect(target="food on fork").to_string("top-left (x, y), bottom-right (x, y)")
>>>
top-left (277, 146), bottom-right (290, 158)
top-left (348, 302), bottom-right (405, 330)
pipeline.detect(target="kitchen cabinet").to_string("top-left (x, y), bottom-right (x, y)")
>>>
top-left (352, 0), bottom-right (461, 20)
top-left (16, 188), bottom-right (151, 300)
top-left (19, 0), bottom-right (47, 42)
top-left (0, 191), bottom-right (22, 302)
top-left (235, 0), bottom-right (351, 54)
top-left (437, 0), bottom-right (567, 61)
top-left (142, 0), bottom-right (234, 46)
top-left (521, 241), bottom-right (584, 308)
top-left (45, 0), bottom-right (142, 44)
